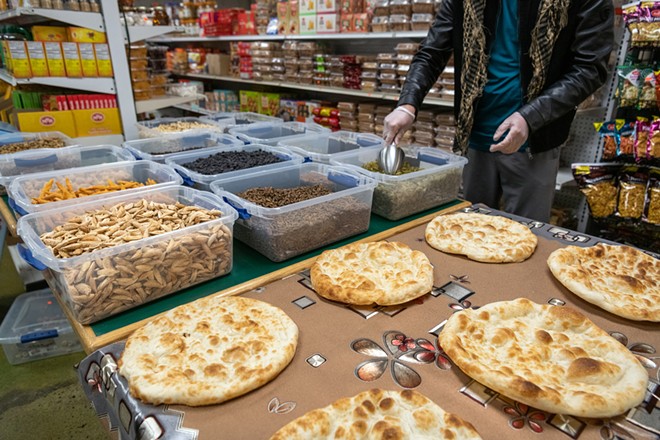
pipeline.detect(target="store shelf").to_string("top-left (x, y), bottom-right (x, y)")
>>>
top-left (0, 7), bottom-right (104, 31)
top-left (555, 167), bottom-right (575, 191)
top-left (179, 73), bottom-right (454, 108)
top-left (126, 25), bottom-right (183, 43)
top-left (135, 95), bottom-right (200, 113)
top-left (0, 69), bottom-right (115, 93)
top-left (151, 30), bottom-right (429, 43)
top-left (172, 103), bottom-right (216, 115)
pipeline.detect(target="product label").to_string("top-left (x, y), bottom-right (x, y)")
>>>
top-left (77, 43), bottom-right (98, 77)
top-left (44, 42), bottom-right (66, 76)
top-left (62, 42), bottom-right (83, 77)
top-left (93, 43), bottom-right (113, 77)
top-left (26, 42), bottom-right (49, 77)
top-left (7, 41), bottom-right (31, 78)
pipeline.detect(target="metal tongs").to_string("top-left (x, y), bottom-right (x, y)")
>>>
top-left (377, 142), bottom-right (406, 175)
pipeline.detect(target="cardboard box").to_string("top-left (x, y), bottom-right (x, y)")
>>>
top-left (73, 108), bottom-right (121, 137)
top-left (259, 92), bottom-right (281, 116)
top-left (206, 53), bottom-right (230, 76)
top-left (67, 27), bottom-right (107, 43)
top-left (7, 41), bottom-right (31, 78)
top-left (43, 42), bottom-right (66, 77)
top-left (317, 13), bottom-right (339, 33)
top-left (31, 26), bottom-right (68, 42)
top-left (317, 0), bottom-right (339, 13)
top-left (77, 43), bottom-right (98, 77)
top-left (26, 42), bottom-right (49, 77)
top-left (299, 14), bottom-right (316, 34)
top-left (240, 90), bottom-right (260, 113)
top-left (93, 43), bottom-right (113, 77)
top-left (277, 1), bottom-right (290, 34)
top-left (2, 41), bottom-right (13, 74)
top-left (61, 42), bottom-right (82, 77)
top-left (299, 0), bottom-right (316, 14)
top-left (17, 110), bottom-right (77, 137)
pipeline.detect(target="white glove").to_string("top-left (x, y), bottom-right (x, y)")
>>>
top-left (383, 106), bottom-right (415, 145)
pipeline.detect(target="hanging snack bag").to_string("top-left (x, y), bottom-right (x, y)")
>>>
top-left (650, 119), bottom-right (660, 161)
top-left (634, 119), bottom-right (651, 162)
top-left (639, 69), bottom-right (656, 109)
top-left (618, 120), bottom-right (636, 157)
top-left (594, 120), bottom-right (620, 160)
top-left (616, 166), bottom-right (649, 220)
top-left (643, 168), bottom-right (660, 224)
top-left (573, 163), bottom-right (620, 218)
top-left (617, 66), bottom-right (642, 108)
top-left (623, 4), bottom-right (641, 45)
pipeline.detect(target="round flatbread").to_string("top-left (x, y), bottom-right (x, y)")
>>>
top-left (425, 213), bottom-right (537, 263)
top-left (310, 241), bottom-right (434, 306)
top-left (438, 298), bottom-right (648, 418)
top-left (118, 296), bottom-right (298, 406)
top-left (270, 389), bottom-right (482, 440)
top-left (548, 243), bottom-right (660, 322)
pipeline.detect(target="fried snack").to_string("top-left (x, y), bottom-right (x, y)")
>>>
top-left (31, 178), bottom-right (157, 204)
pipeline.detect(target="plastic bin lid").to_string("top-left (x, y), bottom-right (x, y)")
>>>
top-left (0, 289), bottom-right (73, 344)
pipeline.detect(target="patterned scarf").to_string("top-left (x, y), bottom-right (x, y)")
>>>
top-left (454, 0), bottom-right (571, 155)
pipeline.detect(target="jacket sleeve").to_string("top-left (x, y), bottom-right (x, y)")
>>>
top-left (517, 0), bottom-right (614, 133)
top-left (397, 0), bottom-right (454, 112)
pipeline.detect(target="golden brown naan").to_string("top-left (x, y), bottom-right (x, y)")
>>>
top-left (270, 389), bottom-right (482, 440)
top-left (118, 296), bottom-right (298, 406)
top-left (310, 241), bottom-right (434, 306)
top-left (548, 243), bottom-right (660, 322)
top-left (439, 298), bottom-right (648, 418)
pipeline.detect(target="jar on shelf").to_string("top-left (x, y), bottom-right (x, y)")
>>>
top-left (90, 0), bottom-right (100, 12)
top-left (67, 0), bottom-right (80, 10)
top-left (79, 0), bottom-right (91, 12)
top-left (153, 6), bottom-right (169, 26)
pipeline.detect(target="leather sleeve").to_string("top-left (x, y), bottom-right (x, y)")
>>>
top-left (397, 0), bottom-right (454, 112)
top-left (517, 0), bottom-right (615, 133)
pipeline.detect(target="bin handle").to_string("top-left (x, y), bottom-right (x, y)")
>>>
top-left (14, 153), bottom-right (58, 167)
top-left (17, 244), bottom-right (47, 271)
top-left (222, 195), bottom-right (251, 220)
top-left (7, 197), bottom-right (28, 217)
top-left (418, 152), bottom-right (448, 166)
top-left (174, 168), bottom-right (195, 187)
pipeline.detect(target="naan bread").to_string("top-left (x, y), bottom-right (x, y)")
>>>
top-left (118, 296), bottom-right (298, 406)
top-left (439, 298), bottom-right (648, 418)
top-left (425, 213), bottom-right (537, 263)
top-left (310, 241), bottom-right (434, 306)
top-left (547, 243), bottom-right (660, 322)
top-left (270, 389), bottom-right (482, 440)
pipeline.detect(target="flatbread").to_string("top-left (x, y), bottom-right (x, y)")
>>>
top-left (310, 241), bottom-right (434, 306)
top-left (425, 213), bottom-right (537, 263)
top-left (118, 296), bottom-right (298, 406)
top-left (547, 243), bottom-right (660, 322)
top-left (438, 298), bottom-right (648, 418)
top-left (270, 389), bottom-right (482, 440)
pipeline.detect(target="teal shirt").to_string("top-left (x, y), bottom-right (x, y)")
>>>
top-left (469, 0), bottom-right (526, 152)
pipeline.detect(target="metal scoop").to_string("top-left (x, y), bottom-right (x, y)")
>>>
top-left (377, 142), bottom-right (406, 175)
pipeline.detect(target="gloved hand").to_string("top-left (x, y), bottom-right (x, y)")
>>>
top-left (383, 105), bottom-right (416, 145)
top-left (490, 112), bottom-right (530, 154)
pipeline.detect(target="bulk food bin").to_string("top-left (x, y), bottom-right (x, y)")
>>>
top-left (277, 131), bottom-right (384, 163)
top-left (123, 131), bottom-right (244, 163)
top-left (17, 185), bottom-right (238, 324)
top-left (228, 121), bottom-right (330, 146)
top-left (7, 160), bottom-right (183, 217)
top-left (201, 112), bottom-right (280, 132)
top-left (165, 144), bottom-right (304, 191)
top-left (0, 288), bottom-right (82, 365)
top-left (136, 117), bottom-right (227, 138)
top-left (210, 163), bottom-right (376, 262)
top-left (330, 146), bottom-right (467, 220)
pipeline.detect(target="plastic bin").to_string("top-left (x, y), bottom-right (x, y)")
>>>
top-left (211, 163), bottom-right (376, 262)
top-left (123, 131), bottom-right (244, 163)
top-left (136, 117), bottom-right (227, 138)
top-left (16, 186), bottom-right (238, 324)
top-left (0, 131), bottom-right (75, 155)
top-left (7, 160), bottom-right (183, 217)
top-left (0, 289), bottom-right (82, 365)
top-left (330, 146), bottom-right (467, 220)
top-left (228, 121), bottom-right (330, 146)
top-left (200, 112), bottom-right (281, 132)
top-left (0, 144), bottom-right (135, 191)
top-left (165, 144), bottom-right (304, 191)
top-left (278, 131), bottom-right (385, 163)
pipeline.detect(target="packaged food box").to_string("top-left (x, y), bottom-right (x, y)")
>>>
top-left (389, 14), bottom-right (411, 31)
top-left (228, 121), bottom-right (330, 145)
top-left (330, 146), bottom-right (467, 220)
top-left (0, 289), bottom-right (82, 365)
top-left (31, 26), bottom-right (68, 42)
top-left (412, 0), bottom-right (435, 13)
top-left (136, 117), bottom-right (226, 139)
top-left (211, 163), bottom-right (376, 262)
top-left (411, 13), bottom-right (433, 30)
top-left (125, 133), bottom-right (242, 167)
top-left (7, 160), bottom-right (183, 217)
top-left (16, 186), bottom-right (238, 324)
top-left (165, 144), bottom-right (305, 190)
top-left (371, 15), bottom-right (389, 32)
top-left (26, 42), bottom-right (48, 77)
top-left (61, 42), bottom-right (82, 77)
top-left (43, 42), bottom-right (66, 77)
top-left (66, 27), bottom-right (107, 43)
top-left (278, 130), bottom-right (383, 163)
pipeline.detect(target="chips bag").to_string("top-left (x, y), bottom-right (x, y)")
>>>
top-left (617, 66), bottom-right (642, 108)
top-left (573, 163), bottom-right (620, 218)
top-left (616, 166), bottom-right (649, 219)
top-left (634, 119), bottom-right (651, 162)
top-left (644, 167), bottom-right (660, 224)
top-left (594, 120), bottom-right (620, 160)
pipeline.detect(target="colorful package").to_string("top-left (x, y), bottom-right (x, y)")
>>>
top-left (650, 119), bottom-right (660, 161)
top-left (573, 163), bottom-right (620, 218)
top-left (634, 119), bottom-right (651, 162)
top-left (643, 168), bottom-right (660, 224)
top-left (616, 166), bottom-right (648, 219)
top-left (617, 66), bottom-right (641, 108)
top-left (618, 120), bottom-right (636, 157)
top-left (639, 69), bottom-right (656, 109)
top-left (594, 120), bottom-right (620, 160)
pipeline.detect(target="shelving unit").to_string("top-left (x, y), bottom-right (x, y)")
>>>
top-left (0, 69), bottom-right (116, 93)
top-left (134, 95), bottom-right (200, 113)
top-left (151, 30), bottom-right (430, 43)
top-left (0, 7), bottom-right (104, 30)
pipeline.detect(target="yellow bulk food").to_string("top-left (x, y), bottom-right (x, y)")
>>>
top-left (31, 177), bottom-right (157, 204)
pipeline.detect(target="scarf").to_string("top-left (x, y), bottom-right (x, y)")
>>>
top-left (454, 0), bottom-right (571, 155)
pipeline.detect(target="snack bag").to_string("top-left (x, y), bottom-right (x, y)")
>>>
top-left (616, 166), bottom-right (649, 220)
top-left (634, 119), bottom-right (651, 162)
top-left (650, 119), bottom-right (660, 161)
top-left (643, 168), bottom-right (660, 224)
top-left (618, 120), bottom-right (636, 157)
top-left (623, 4), bottom-right (641, 45)
top-left (573, 163), bottom-right (620, 218)
top-left (639, 69), bottom-right (656, 109)
top-left (617, 67), bottom-right (642, 108)
top-left (594, 120), bottom-right (620, 160)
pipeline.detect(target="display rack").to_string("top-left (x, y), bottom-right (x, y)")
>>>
top-left (151, 30), bottom-right (431, 43)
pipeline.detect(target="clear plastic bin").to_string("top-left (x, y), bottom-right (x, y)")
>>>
top-left (123, 131), bottom-right (244, 163)
top-left (7, 160), bottom-right (183, 217)
top-left (165, 144), bottom-right (305, 190)
top-left (278, 131), bottom-right (384, 163)
top-left (228, 121), bottom-right (330, 146)
top-left (210, 163), bottom-right (376, 262)
top-left (0, 288), bottom-right (82, 365)
top-left (16, 186), bottom-right (238, 325)
top-left (330, 146), bottom-right (468, 220)
top-left (0, 131), bottom-right (75, 155)
top-left (0, 145), bottom-right (135, 191)
top-left (136, 117), bottom-right (227, 139)
top-left (200, 112), bottom-right (280, 132)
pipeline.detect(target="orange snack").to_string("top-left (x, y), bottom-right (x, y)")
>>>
top-left (31, 177), bottom-right (157, 204)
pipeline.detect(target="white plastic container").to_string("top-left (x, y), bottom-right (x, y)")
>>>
top-left (278, 131), bottom-right (384, 163)
top-left (228, 121), bottom-right (330, 146)
top-left (201, 112), bottom-right (280, 132)
top-left (165, 144), bottom-right (305, 191)
top-left (136, 117), bottom-right (227, 138)
top-left (330, 146), bottom-right (468, 220)
top-left (0, 144), bottom-right (135, 191)
top-left (7, 160), bottom-right (183, 217)
top-left (123, 131), bottom-right (244, 163)
top-left (0, 289), bottom-right (82, 365)
top-left (17, 186), bottom-right (238, 324)
top-left (211, 163), bottom-right (376, 262)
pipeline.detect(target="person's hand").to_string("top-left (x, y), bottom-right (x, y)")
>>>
top-left (383, 105), bottom-right (415, 144)
top-left (490, 112), bottom-right (529, 154)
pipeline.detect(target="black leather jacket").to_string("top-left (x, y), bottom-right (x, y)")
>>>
top-left (398, 0), bottom-right (615, 154)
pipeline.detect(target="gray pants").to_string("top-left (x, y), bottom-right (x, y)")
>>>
top-left (462, 148), bottom-right (561, 222)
